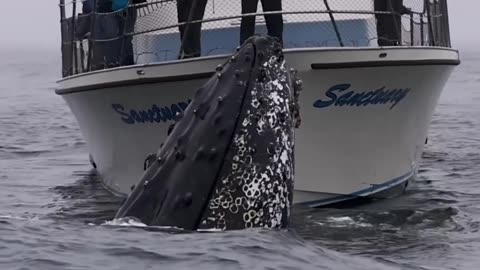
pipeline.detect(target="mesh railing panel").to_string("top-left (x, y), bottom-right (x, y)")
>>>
top-left (59, 0), bottom-right (453, 77)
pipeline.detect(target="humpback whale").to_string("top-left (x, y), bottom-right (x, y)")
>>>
top-left (115, 36), bottom-right (302, 231)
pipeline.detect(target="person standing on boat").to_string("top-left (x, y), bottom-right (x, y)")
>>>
top-left (82, 0), bottom-right (95, 14)
top-left (240, 0), bottom-right (283, 46)
top-left (177, 0), bottom-right (209, 59)
top-left (113, 0), bottom-right (147, 65)
top-left (374, 0), bottom-right (411, 46)
top-left (76, 0), bottom-right (96, 38)
top-left (88, 0), bottom-right (145, 69)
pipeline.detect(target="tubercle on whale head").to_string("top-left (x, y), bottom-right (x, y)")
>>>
top-left (115, 35), bottom-right (301, 231)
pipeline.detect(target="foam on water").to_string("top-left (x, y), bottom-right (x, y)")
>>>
top-left (103, 217), bottom-right (148, 227)
top-left (314, 217), bottom-right (373, 228)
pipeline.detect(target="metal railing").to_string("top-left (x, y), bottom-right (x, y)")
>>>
top-left (59, 0), bottom-right (452, 77)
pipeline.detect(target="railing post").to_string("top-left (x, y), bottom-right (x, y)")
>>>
top-left (323, 0), bottom-right (344, 47)
top-left (425, 0), bottom-right (436, 46)
top-left (71, 0), bottom-right (78, 75)
top-left (119, 1), bottom-right (131, 67)
top-left (79, 40), bottom-right (85, 71)
top-left (433, 0), bottom-right (440, 45)
top-left (441, 0), bottom-right (451, 47)
top-left (59, 0), bottom-right (67, 76)
top-left (59, 0), bottom-right (66, 20)
top-left (87, 0), bottom-right (98, 71)
top-left (410, 13), bottom-right (414, 46)
top-left (179, 0), bottom-right (203, 58)
top-left (420, 14), bottom-right (424, 46)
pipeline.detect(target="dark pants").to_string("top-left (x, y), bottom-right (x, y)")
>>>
top-left (375, 0), bottom-right (408, 46)
top-left (87, 1), bottom-right (140, 71)
top-left (177, 0), bottom-right (208, 59)
top-left (240, 0), bottom-right (283, 46)
top-left (122, 8), bottom-right (137, 65)
top-left (90, 9), bottom-right (136, 70)
top-left (82, 0), bottom-right (95, 14)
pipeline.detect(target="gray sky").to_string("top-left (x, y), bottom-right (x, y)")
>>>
top-left (0, 0), bottom-right (476, 51)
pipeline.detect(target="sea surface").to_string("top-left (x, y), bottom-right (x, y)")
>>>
top-left (0, 47), bottom-right (479, 270)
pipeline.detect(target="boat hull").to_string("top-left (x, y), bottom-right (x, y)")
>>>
top-left (56, 47), bottom-right (459, 207)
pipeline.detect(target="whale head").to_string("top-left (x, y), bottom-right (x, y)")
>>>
top-left (115, 35), bottom-right (302, 231)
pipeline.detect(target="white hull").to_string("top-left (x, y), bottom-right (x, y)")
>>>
top-left (56, 47), bottom-right (459, 207)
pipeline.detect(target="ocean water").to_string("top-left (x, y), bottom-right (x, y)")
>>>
top-left (0, 47), bottom-right (479, 270)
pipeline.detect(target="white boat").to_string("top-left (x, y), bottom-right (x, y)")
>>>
top-left (56, 0), bottom-right (459, 207)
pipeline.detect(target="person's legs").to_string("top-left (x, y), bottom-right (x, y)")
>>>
top-left (177, 0), bottom-right (189, 45)
top-left (177, 0), bottom-right (208, 59)
top-left (240, 0), bottom-right (259, 45)
top-left (375, 0), bottom-right (390, 46)
top-left (389, 0), bottom-right (404, 45)
top-left (376, 12), bottom-right (393, 46)
top-left (187, 0), bottom-right (208, 57)
top-left (122, 7), bottom-right (137, 65)
top-left (374, 0), bottom-right (386, 16)
top-left (376, 0), bottom-right (402, 46)
top-left (260, 0), bottom-right (283, 45)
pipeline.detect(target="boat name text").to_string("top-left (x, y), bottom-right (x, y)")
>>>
top-left (112, 100), bottom-right (192, 124)
top-left (313, 84), bottom-right (411, 109)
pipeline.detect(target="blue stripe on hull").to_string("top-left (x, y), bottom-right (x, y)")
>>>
top-left (299, 170), bottom-right (416, 208)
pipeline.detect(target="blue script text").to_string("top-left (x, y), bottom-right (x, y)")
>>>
top-left (112, 100), bottom-right (191, 124)
top-left (313, 84), bottom-right (411, 109)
